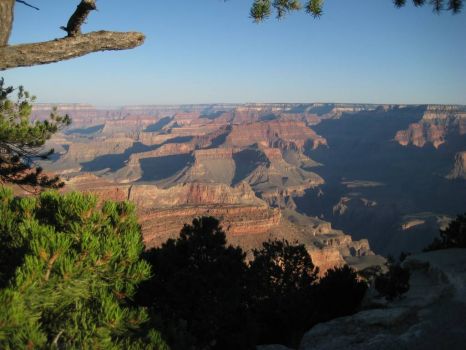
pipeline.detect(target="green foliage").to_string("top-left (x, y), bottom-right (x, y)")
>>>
top-left (374, 261), bottom-right (410, 301)
top-left (0, 79), bottom-right (71, 189)
top-left (250, 0), bottom-right (272, 21)
top-left (395, 0), bottom-right (463, 13)
top-left (250, 0), bottom-right (462, 21)
top-left (249, 239), bottom-right (318, 297)
top-left (425, 213), bottom-right (466, 251)
top-left (0, 188), bottom-right (168, 349)
top-left (137, 217), bottom-right (250, 350)
top-left (305, 0), bottom-right (324, 18)
top-left (250, 0), bottom-right (321, 21)
top-left (138, 217), bottom-right (367, 349)
top-left (248, 239), bottom-right (319, 346)
top-left (313, 265), bottom-right (367, 322)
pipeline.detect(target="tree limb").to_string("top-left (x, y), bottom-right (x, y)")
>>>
top-left (62, 0), bottom-right (96, 37)
top-left (0, 0), bottom-right (15, 46)
top-left (0, 31), bottom-right (145, 70)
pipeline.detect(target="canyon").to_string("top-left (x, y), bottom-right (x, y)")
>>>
top-left (36, 103), bottom-right (466, 272)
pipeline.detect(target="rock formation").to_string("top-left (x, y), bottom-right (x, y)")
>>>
top-left (38, 102), bottom-right (466, 274)
top-left (446, 151), bottom-right (466, 180)
top-left (298, 249), bottom-right (466, 350)
top-left (395, 105), bottom-right (466, 148)
top-left (226, 120), bottom-right (327, 150)
top-left (63, 174), bottom-right (375, 273)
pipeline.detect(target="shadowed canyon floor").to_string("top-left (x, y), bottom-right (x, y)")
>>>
top-left (35, 103), bottom-right (466, 271)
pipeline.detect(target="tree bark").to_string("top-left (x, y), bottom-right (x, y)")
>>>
top-left (0, 31), bottom-right (145, 70)
top-left (0, 0), bottom-right (15, 46)
top-left (64, 0), bottom-right (97, 36)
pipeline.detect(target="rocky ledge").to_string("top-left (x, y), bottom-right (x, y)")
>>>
top-left (295, 249), bottom-right (466, 350)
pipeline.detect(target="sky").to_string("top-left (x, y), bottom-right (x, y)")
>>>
top-left (2, 0), bottom-right (466, 106)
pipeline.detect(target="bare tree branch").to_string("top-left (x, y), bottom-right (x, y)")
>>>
top-left (0, 31), bottom-right (145, 70)
top-left (62, 0), bottom-right (96, 37)
top-left (0, 0), bottom-right (145, 70)
top-left (16, 1), bottom-right (39, 11)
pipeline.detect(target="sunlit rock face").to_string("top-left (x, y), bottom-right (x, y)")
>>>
top-left (64, 174), bottom-right (372, 273)
top-left (395, 105), bottom-right (466, 148)
top-left (446, 151), bottom-right (466, 180)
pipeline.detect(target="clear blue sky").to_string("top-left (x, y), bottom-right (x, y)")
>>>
top-left (2, 0), bottom-right (466, 105)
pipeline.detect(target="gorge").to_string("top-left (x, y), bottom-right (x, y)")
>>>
top-left (35, 103), bottom-right (466, 272)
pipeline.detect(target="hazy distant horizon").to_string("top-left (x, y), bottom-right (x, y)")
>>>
top-left (31, 101), bottom-right (466, 109)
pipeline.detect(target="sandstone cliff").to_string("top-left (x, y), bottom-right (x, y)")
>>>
top-left (226, 120), bottom-right (327, 150)
top-left (62, 174), bottom-right (377, 274)
top-left (174, 148), bottom-right (237, 184)
top-left (395, 105), bottom-right (466, 148)
top-left (245, 146), bottom-right (324, 206)
top-left (45, 137), bottom-right (135, 174)
top-left (446, 151), bottom-right (466, 180)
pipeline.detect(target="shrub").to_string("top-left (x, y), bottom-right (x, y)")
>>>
top-left (374, 261), bottom-right (410, 301)
top-left (139, 217), bottom-right (371, 349)
top-left (137, 216), bottom-right (250, 350)
top-left (425, 213), bottom-right (466, 251)
top-left (0, 188), bottom-right (167, 349)
top-left (248, 239), bottom-right (318, 346)
top-left (313, 265), bottom-right (367, 322)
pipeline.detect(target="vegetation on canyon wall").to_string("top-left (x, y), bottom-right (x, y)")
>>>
top-left (374, 213), bottom-right (466, 301)
top-left (0, 80), bottom-right (71, 190)
top-left (374, 260), bottom-right (411, 301)
top-left (0, 188), bottom-right (168, 349)
top-left (0, 186), bottom-right (368, 349)
top-left (0, 1), bottom-right (464, 349)
top-left (0, 184), bottom-right (464, 349)
top-left (137, 216), bottom-right (367, 349)
top-left (425, 213), bottom-right (466, 251)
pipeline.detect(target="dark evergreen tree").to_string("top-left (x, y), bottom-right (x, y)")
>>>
top-left (0, 79), bottom-right (71, 190)
top-left (313, 265), bottom-right (367, 323)
top-left (137, 217), bottom-right (251, 350)
top-left (375, 262), bottom-right (410, 301)
top-left (425, 213), bottom-right (466, 250)
top-left (248, 239), bottom-right (319, 347)
top-left (0, 188), bottom-right (168, 349)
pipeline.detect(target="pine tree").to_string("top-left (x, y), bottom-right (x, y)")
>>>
top-left (0, 188), bottom-right (168, 349)
top-left (0, 79), bottom-right (71, 190)
top-left (425, 213), bottom-right (466, 250)
top-left (137, 217), bottom-right (250, 350)
top-left (249, 0), bottom-right (463, 22)
top-left (248, 239), bottom-right (319, 346)
top-left (313, 265), bottom-right (367, 323)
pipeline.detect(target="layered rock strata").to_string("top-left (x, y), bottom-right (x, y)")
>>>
top-left (395, 105), bottom-right (466, 148)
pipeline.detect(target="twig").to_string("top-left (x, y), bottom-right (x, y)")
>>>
top-left (16, 0), bottom-right (39, 11)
